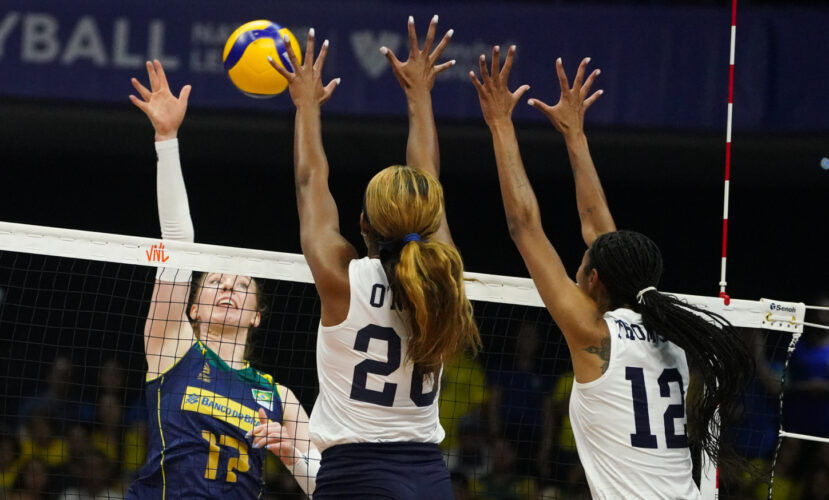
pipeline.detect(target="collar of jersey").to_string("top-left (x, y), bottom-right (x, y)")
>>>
top-left (195, 340), bottom-right (274, 388)
top-left (605, 307), bottom-right (643, 323)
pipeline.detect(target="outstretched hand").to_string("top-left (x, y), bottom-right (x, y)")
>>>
top-left (528, 57), bottom-right (602, 138)
top-left (469, 45), bottom-right (530, 128)
top-left (381, 15), bottom-right (455, 94)
top-left (129, 60), bottom-right (191, 142)
top-left (269, 29), bottom-right (339, 108)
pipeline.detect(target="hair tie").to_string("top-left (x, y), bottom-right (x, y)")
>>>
top-left (403, 233), bottom-right (421, 243)
top-left (636, 286), bottom-right (657, 304)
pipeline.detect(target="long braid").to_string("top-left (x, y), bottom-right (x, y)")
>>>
top-left (589, 230), bottom-right (753, 468)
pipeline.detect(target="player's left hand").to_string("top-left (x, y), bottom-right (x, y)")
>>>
top-left (248, 408), bottom-right (300, 465)
top-left (470, 45), bottom-right (530, 128)
top-left (269, 28), bottom-right (339, 108)
top-left (381, 15), bottom-right (455, 94)
top-left (129, 60), bottom-right (191, 142)
top-left (528, 57), bottom-right (602, 138)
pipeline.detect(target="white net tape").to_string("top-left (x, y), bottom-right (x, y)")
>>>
top-left (0, 221), bottom-right (808, 331)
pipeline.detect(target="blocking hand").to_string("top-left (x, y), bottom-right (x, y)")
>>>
top-left (129, 60), bottom-right (191, 142)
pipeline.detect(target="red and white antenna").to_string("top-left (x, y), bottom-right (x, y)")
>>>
top-left (702, 4), bottom-right (740, 499)
top-left (718, 0), bottom-right (738, 307)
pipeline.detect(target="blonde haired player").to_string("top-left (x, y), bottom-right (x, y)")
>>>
top-left (270, 16), bottom-right (481, 499)
top-left (126, 60), bottom-right (319, 498)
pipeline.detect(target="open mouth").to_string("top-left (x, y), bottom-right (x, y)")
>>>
top-left (215, 297), bottom-right (239, 309)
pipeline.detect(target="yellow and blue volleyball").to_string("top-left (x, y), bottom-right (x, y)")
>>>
top-left (222, 20), bottom-right (301, 98)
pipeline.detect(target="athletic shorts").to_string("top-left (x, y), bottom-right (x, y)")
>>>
top-left (313, 442), bottom-right (452, 499)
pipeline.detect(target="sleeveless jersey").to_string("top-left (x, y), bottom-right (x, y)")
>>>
top-left (127, 342), bottom-right (284, 499)
top-left (310, 257), bottom-right (445, 452)
top-left (569, 308), bottom-right (700, 500)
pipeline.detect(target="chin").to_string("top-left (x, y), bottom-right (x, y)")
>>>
top-left (211, 312), bottom-right (244, 328)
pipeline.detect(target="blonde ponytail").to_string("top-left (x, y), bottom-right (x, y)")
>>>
top-left (365, 166), bottom-right (481, 379)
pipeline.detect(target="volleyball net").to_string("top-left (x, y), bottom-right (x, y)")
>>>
top-left (0, 220), bottom-right (825, 499)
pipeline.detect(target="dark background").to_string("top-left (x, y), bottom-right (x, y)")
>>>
top-left (1, 98), bottom-right (825, 303)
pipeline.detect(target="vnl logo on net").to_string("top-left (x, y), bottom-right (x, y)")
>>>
top-left (146, 242), bottom-right (170, 263)
top-left (769, 302), bottom-right (797, 313)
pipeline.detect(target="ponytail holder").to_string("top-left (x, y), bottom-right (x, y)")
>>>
top-left (403, 233), bottom-right (422, 243)
top-left (636, 286), bottom-right (657, 304)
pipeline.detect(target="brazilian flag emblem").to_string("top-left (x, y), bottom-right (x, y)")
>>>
top-left (251, 389), bottom-right (274, 411)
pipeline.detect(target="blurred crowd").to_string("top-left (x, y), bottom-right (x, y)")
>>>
top-left (1, 296), bottom-right (827, 500)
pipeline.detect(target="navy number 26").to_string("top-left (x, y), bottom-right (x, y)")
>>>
top-left (349, 324), bottom-right (437, 407)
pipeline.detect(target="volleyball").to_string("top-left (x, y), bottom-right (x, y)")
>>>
top-left (222, 20), bottom-right (302, 98)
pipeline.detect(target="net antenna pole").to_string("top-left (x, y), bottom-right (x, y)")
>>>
top-left (702, 1), bottom-right (739, 498)
top-left (718, 0), bottom-right (738, 308)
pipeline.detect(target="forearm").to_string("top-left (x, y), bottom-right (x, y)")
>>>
top-left (489, 120), bottom-right (542, 236)
top-left (405, 89), bottom-right (439, 176)
top-left (406, 88), bottom-right (455, 244)
top-left (293, 102), bottom-right (343, 248)
top-left (293, 103), bottom-right (330, 190)
top-left (155, 139), bottom-right (193, 282)
top-left (156, 139), bottom-right (194, 241)
top-left (286, 447), bottom-right (320, 496)
top-left (563, 132), bottom-right (615, 245)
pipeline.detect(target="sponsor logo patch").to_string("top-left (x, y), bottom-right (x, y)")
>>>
top-left (181, 386), bottom-right (257, 432)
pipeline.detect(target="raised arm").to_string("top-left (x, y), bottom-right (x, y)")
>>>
top-left (129, 60), bottom-right (196, 378)
top-left (470, 47), bottom-right (607, 381)
top-left (270, 31), bottom-right (355, 326)
top-left (381, 15), bottom-right (456, 246)
top-left (528, 58), bottom-right (614, 247)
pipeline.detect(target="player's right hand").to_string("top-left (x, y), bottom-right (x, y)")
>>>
top-left (269, 28), bottom-right (339, 108)
top-left (129, 60), bottom-right (191, 142)
top-left (248, 408), bottom-right (300, 465)
top-left (527, 57), bottom-right (602, 139)
top-left (381, 15), bottom-right (455, 94)
top-left (469, 45), bottom-right (530, 129)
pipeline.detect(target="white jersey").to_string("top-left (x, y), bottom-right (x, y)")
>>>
top-left (569, 308), bottom-right (700, 500)
top-left (309, 257), bottom-right (444, 452)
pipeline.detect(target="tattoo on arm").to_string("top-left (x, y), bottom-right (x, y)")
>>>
top-left (583, 335), bottom-right (611, 374)
top-left (579, 206), bottom-right (596, 218)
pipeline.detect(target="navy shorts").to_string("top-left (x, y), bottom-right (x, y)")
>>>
top-left (313, 442), bottom-right (453, 500)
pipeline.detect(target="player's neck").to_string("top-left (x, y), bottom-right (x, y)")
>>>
top-left (202, 326), bottom-right (248, 370)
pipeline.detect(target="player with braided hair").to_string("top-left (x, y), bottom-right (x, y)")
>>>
top-left (471, 46), bottom-right (753, 498)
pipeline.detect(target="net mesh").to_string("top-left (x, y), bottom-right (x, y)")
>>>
top-left (0, 222), bottom-right (819, 499)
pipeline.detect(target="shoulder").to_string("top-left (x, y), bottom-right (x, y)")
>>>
top-left (347, 257), bottom-right (388, 292)
top-left (146, 341), bottom-right (201, 383)
top-left (349, 256), bottom-right (383, 276)
top-left (247, 366), bottom-right (277, 389)
top-left (602, 308), bottom-right (644, 332)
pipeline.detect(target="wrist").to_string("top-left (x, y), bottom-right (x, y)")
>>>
top-left (155, 131), bottom-right (177, 142)
top-left (405, 87), bottom-right (432, 100)
top-left (488, 117), bottom-right (515, 135)
top-left (563, 130), bottom-right (588, 148)
top-left (294, 100), bottom-right (321, 113)
top-left (154, 137), bottom-right (178, 152)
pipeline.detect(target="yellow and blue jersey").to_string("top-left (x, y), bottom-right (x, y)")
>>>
top-left (127, 341), bottom-right (283, 499)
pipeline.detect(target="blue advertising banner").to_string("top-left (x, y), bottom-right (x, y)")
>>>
top-left (0, 1), bottom-right (826, 131)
